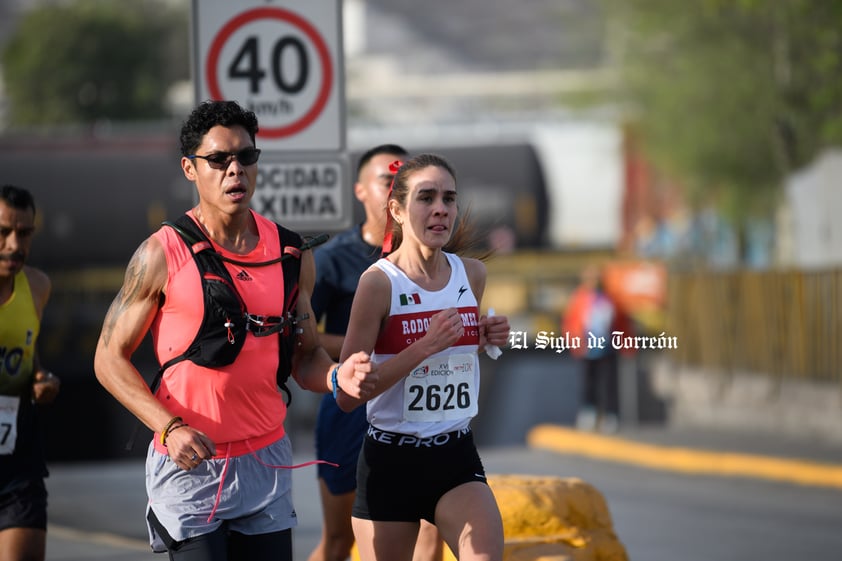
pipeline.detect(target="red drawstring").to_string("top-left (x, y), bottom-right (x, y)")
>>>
top-left (207, 444), bottom-right (232, 523)
top-left (204, 441), bottom-right (339, 523)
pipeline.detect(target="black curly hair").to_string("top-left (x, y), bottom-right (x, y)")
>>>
top-left (179, 100), bottom-right (259, 157)
top-left (0, 185), bottom-right (36, 215)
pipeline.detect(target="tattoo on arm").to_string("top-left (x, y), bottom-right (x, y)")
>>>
top-left (102, 240), bottom-right (150, 346)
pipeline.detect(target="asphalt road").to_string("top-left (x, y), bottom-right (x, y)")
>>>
top-left (44, 426), bottom-right (842, 561)
top-left (41, 352), bottom-right (842, 560)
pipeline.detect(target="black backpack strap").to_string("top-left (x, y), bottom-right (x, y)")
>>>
top-left (275, 223), bottom-right (303, 405)
top-left (159, 215), bottom-right (246, 366)
top-left (143, 215), bottom-right (246, 403)
top-left (272, 226), bottom-right (330, 405)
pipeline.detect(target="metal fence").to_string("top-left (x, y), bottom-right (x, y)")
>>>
top-left (666, 268), bottom-right (842, 383)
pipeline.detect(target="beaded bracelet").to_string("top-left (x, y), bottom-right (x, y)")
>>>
top-left (160, 416), bottom-right (183, 447)
top-left (163, 423), bottom-right (188, 446)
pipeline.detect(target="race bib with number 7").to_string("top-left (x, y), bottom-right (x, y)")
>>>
top-left (0, 395), bottom-right (20, 455)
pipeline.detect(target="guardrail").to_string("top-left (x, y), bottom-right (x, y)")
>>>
top-left (666, 268), bottom-right (842, 384)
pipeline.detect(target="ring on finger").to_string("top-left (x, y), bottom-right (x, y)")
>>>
top-left (191, 452), bottom-right (198, 461)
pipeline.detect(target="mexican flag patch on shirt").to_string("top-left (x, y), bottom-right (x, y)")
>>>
top-left (399, 293), bottom-right (422, 306)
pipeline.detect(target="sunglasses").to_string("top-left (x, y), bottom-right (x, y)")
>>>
top-left (188, 148), bottom-right (261, 170)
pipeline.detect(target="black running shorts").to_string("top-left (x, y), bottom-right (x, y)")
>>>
top-left (353, 426), bottom-right (487, 523)
top-left (0, 478), bottom-right (47, 531)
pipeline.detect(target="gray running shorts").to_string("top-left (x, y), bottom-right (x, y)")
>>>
top-left (144, 434), bottom-right (298, 552)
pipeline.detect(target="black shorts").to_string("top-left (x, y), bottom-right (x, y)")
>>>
top-left (0, 478), bottom-right (47, 531)
top-left (352, 426), bottom-right (487, 523)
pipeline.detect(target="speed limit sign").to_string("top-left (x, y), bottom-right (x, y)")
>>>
top-left (192, 0), bottom-right (344, 152)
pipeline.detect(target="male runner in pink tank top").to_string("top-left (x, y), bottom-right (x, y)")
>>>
top-left (94, 100), bottom-right (377, 561)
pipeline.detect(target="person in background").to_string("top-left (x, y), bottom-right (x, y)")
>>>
top-left (335, 153), bottom-right (510, 561)
top-left (308, 145), bottom-right (443, 561)
top-left (562, 263), bottom-right (632, 433)
top-left (0, 185), bottom-right (61, 561)
top-left (93, 100), bottom-right (376, 561)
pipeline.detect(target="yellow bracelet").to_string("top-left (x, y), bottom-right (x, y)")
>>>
top-left (160, 416), bottom-right (183, 447)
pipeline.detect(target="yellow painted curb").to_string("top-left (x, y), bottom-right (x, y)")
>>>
top-left (528, 424), bottom-right (842, 490)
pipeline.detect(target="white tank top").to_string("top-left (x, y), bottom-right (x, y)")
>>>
top-left (368, 253), bottom-right (481, 437)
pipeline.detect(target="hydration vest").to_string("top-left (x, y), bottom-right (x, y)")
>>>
top-left (150, 214), bottom-right (327, 405)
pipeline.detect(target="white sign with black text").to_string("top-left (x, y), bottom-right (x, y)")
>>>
top-left (252, 156), bottom-right (350, 232)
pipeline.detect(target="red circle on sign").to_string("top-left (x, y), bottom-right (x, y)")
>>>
top-left (206, 7), bottom-right (333, 139)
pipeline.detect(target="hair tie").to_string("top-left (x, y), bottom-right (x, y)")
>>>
top-left (381, 160), bottom-right (404, 257)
